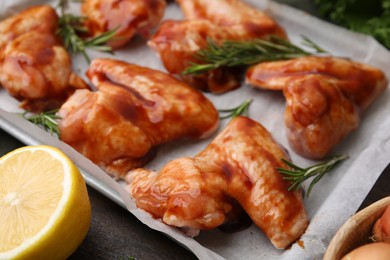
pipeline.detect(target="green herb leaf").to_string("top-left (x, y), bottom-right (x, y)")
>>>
top-left (183, 35), bottom-right (328, 75)
top-left (219, 99), bottom-right (252, 119)
top-left (57, 0), bottom-right (69, 15)
top-left (277, 154), bottom-right (348, 197)
top-left (314, 0), bottom-right (390, 49)
top-left (56, 0), bottom-right (116, 63)
top-left (301, 35), bottom-right (330, 54)
top-left (21, 110), bottom-right (61, 136)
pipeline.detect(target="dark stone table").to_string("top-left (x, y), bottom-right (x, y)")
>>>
top-left (0, 1), bottom-right (389, 259)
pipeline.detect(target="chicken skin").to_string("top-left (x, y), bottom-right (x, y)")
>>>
top-left (148, 0), bottom-right (286, 93)
top-left (284, 75), bottom-right (361, 159)
top-left (177, 0), bottom-right (286, 38)
top-left (149, 20), bottom-right (243, 93)
top-left (82, 0), bottom-right (166, 49)
top-left (0, 5), bottom-right (88, 112)
top-left (58, 58), bottom-right (219, 179)
top-left (0, 5), bottom-right (57, 56)
top-left (127, 116), bottom-right (309, 249)
top-left (245, 56), bottom-right (388, 159)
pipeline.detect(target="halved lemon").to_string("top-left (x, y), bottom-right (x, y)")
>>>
top-left (0, 145), bottom-right (91, 259)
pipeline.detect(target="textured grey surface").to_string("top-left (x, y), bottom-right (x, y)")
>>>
top-left (0, 128), bottom-right (23, 155)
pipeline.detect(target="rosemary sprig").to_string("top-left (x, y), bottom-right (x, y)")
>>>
top-left (300, 35), bottom-right (330, 54)
top-left (219, 99), bottom-right (252, 119)
top-left (57, 0), bottom-right (70, 13)
top-left (277, 154), bottom-right (348, 197)
top-left (183, 35), bottom-right (328, 75)
top-left (21, 110), bottom-right (61, 136)
top-left (56, 0), bottom-right (116, 63)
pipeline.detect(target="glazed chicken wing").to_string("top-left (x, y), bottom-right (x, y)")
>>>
top-left (149, 20), bottom-right (243, 93)
top-left (0, 5), bottom-right (57, 55)
top-left (82, 0), bottom-right (166, 49)
top-left (284, 75), bottom-right (360, 159)
top-left (148, 0), bottom-right (286, 93)
top-left (58, 58), bottom-right (219, 179)
top-left (127, 116), bottom-right (308, 249)
top-left (0, 5), bottom-right (88, 112)
top-left (246, 56), bottom-right (387, 110)
top-left (245, 56), bottom-right (388, 158)
top-left (177, 0), bottom-right (286, 38)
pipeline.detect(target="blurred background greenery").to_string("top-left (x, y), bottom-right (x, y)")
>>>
top-left (276, 0), bottom-right (390, 49)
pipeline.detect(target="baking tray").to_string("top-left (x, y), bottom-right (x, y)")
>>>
top-left (1, 0), bottom-right (390, 259)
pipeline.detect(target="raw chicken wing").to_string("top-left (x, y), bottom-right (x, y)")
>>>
top-left (0, 5), bottom-right (88, 112)
top-left (127, 116), bottom-right (308, 249)
top-left (0, 5), bottom-right (57, 56)
top-left (246, 56), bottom-right (387, 110)
top-left (245, 56), bottom-right (388, 158)
top-left (149, 20), bottom-right (242, 93)
top-left (58, 58), bottom-right (219, 179)
top-left (149, 0), bottom-right (286, 93)
top-left (82, 0), bottom-right (166, 49)
top-left (177, 0), bottom-right (286, 38)
top-left (284, 75), bottom-right (360, 159)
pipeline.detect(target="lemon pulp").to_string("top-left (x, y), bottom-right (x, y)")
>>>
top-left (0, 146), bottom-right (91, 259)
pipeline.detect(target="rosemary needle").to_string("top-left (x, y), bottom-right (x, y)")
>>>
top-left (219, 99), bottom-right (253, 119)
top-left (277, 154), bottom-right (348, 197)
top-left (183, 35), bottom-right (328, 75)
top-left (21, 110), bottom-right (61, 136)
top-left (56, 0), bottom-right (116, 63)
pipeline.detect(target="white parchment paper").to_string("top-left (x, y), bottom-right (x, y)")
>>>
top-left (0, 1), bottom-right (390, 259)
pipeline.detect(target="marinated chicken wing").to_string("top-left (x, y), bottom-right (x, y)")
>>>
top-left (0, 5), bottom-right (57, 56)
top-left (127, 116), bottom-right (308, 249)
top-left (58, 58), bottom-right (219, 179)
top-left (148, 0), bottom-right (286, 93)
top-left (246, 56), bottom-right (387, 109)
top-left (0, 5), bottom-right (88, 112)
top-left (177, 0), bottom-right (286, 38)
top-left (149, 20), bottom-right (243, 93)
top-left (82, 0), bottom-right (166, 49)
top-left (245, 56), bottom-right (388, 158)
top-left (284, 75), bottom-right (360, 159)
